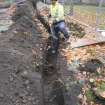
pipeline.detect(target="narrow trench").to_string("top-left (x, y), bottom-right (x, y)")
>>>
top-left (37, 14), bottom-right (82, 105)
top-left (41, 38), bottom-right (65, 105)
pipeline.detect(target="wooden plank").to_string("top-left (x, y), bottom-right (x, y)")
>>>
top-left (71, 38), bottom-right (105, 48)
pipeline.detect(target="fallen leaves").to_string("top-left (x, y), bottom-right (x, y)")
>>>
top-left (62, 43), bottom-right (105, 67)
top-left (99, 91), bottom-right (105, 99)
top-left (92, 80), bottom-right (105, 100)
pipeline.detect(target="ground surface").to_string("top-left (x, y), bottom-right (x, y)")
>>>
top-left (0, 2), bottom-right (82, 105)
top-left (0, 1), bottom-right (105, 105)
top-left (0, 3), bottom-right (45, 105)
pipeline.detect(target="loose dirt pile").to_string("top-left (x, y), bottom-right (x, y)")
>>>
top-left (0, 1), bottom-right (47, 105)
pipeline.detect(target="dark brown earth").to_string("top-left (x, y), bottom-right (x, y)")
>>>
top-left (0, 1), bottom-right (45, 105)
top-left (0, 1), bottom-right (82, 105)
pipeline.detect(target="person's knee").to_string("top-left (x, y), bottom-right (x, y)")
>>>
top-left (59, 24), bottom-right (65, 30)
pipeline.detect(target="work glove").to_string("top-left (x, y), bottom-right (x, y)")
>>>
top-left (53, 18), bottom-right (59, 23)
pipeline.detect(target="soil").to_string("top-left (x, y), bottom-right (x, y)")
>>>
top-left (0, 1), bottom-right (45, 105)
top-left (0, 1), bottom-right (87, 105)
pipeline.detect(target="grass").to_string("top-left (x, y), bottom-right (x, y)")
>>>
top-left (97, 82), bottom-right (105, 92)
top-left (64, 4), bottom-right (105, 29)
top-left (86, 88), bottom-right (96, 101)
top-left (75, 5), bottom-right (105, 29)
top-left (85, 82), bottom-right (105, 103)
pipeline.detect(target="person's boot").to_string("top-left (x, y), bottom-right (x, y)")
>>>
top-left (64, 37), bottom-right (71, 49)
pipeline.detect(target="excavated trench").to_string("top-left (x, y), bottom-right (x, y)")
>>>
top-left (38, 12), bottom-right (82, 105)
top-left (41, 41), bottom-right (81, 105)
top-left (40, 37), bottom-right (65, 105)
